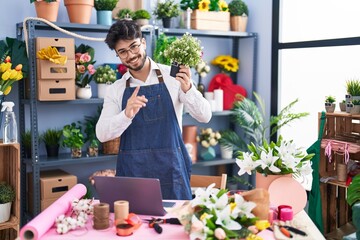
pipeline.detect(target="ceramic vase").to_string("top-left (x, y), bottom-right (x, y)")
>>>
top-left (0, 202), bottom-right (11, 223)
top-left (325, 103), bottom-right (335, 113)
top-left (255, 172), bottom-right (292, 190)
top-left (34, 0), bottom-right (60, 22)
top-left (76, 84), bottom-right (92, 99)
top-left (220, 145), bottom-right (233, 159)
top-left (97, 10), bottom-right (112, 25)
top-left (97, 83), bottom-right (111, 99)
top-left (200, 146), bottom-right (216, 161)
top-left (46, 144), bottom-right (59, 157)
top-left (64, 0), bottom-right (94, 24)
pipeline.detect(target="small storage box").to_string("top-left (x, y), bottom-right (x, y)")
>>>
top-left (191, 10), bottom-right (230, 31)
top-left (36, 37), bottom-right (75, 59)
top-left (38, 78), bottom-right (75, 101)
top-left (37, 59), bottom-right (75, 80)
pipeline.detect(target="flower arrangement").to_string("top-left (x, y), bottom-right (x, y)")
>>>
top-left (0, 56), bottom-right (23, 95)
top-left (195, 60), bottom-right (211, 78)
top-left (75, 44), bottom-right (96, 88)
top-left (176, 184), bottom-right (260, 240)
top-left (211, 55), bottom-right (239, 73)
top-left (180, 0), bottom-right (229, 12)
top-left (164, 33), bottom-right (203, 67)
top-left (55, 198), bottom-right (93, 234)
top-left (197, 128), bottom-right (221, 148)
top-left (236, 135), bottom-right (314, 177)
top-left (94, 65), bottom-right (117, 84)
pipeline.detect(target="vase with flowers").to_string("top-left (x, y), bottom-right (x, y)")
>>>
top-left (30, 0), bottom-right (60, 22)
top-left (194, 60), bottom-right (210, 96)
top-left (197, 128), bottom-right (221, 161)
top-left (75, 44), bottom-right (96, 99)
top-left (175, 183), bottom-right (260, 239)
top-left (164, 32), bottom-right (203, 78)
top-left (236, 135), bottom-right (314, 190)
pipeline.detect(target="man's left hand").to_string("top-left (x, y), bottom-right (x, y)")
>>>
top-left (175, 65), bottom-right (192, 93)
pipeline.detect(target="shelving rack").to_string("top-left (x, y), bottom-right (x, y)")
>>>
top-left (16, 19), bottom-right (257, 224)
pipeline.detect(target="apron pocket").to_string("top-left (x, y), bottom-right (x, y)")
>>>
top-left (142, 95), bottom-right (164, 122)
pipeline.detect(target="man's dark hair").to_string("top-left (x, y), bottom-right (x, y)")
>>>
top-left (105, 20), bottom-right (142, 50)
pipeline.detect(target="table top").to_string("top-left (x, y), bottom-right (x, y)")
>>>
top-left (38, 202), bottom-right (325, 240)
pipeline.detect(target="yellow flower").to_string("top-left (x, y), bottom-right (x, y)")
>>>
top-left (229, 202), bottom-right (237, 211)
top-left (37, 46), bottom-right (67, 65)
top-left (223, 61), bottom-right (239, 72)
top-left (198, 0), bottom-right (210, 11)
top-left (2, 70), bottom-right (10, 80)
top-left (219, 0), bottom-right (228, 11)
top-left (200, 213), bottom-right (208, 221)
top-left (3, 86), bottom-right (11, 95)
top-left (212, 55), bottom-right (239, 72)
top-left (0, 62), bottom-right (12, 73)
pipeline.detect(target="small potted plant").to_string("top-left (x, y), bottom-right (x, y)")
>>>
top-left (351, 100), bottom-right (360, 115)
top-left (133, 9), bottom-right (151, 27)
top-left (62, 122), bottom-right (84, 158)
top-left (196, 128), bottom-right (221, 161)
top-left (116, 8), bottom-right (134, 20)
top-left (41, 128), bottom-right (62, 157)
top-left (84, 108), bottom-right (101, 157)
top-left (0, 182), bottom-right (15, 223)
top-left (339, 100), bottom-right (346, 112)
top-left (153, 0), bottom-right (181, 28)
top-left (94, 64), bottom-right (117, 98)
top-left (21, 130), bottom-right (31, 158)
top-left (325, 95), bottom-right (336, 113)
top-left (346, 79), bottom-right (360, 101)
top-left (75, 44), bottom-right (96, 99)
top-left (164, 32), bottom-right (203, 77)
top-left (228, 0), bottom-right (249, 32)
top-left (30, 0), bottom-right (60, 22)
top-left (94, 0), bottom-right (118, 25)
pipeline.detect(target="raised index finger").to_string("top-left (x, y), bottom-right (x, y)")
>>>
top-left (131, 86), bottom-right (140, 98)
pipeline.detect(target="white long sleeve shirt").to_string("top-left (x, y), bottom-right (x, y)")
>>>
top-left (96, 58), bottom-right (212, 143)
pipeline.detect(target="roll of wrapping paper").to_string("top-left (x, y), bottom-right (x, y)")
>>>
top-left (20, 184), bottom-right (87, 240)
top-left (93, 203), bottom-right (110, 230)
top-left (114, 200), bottom-right (129, 224)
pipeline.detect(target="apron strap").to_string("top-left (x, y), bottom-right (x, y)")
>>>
top-left (125, 68), bottom-right (164, 88)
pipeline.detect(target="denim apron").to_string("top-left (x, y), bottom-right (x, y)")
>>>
top-left (116, 69), bottom-right (192, 200)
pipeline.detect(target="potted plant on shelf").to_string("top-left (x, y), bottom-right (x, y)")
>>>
top-left (116, 8), bottom-right (134, 20)
top-left (153, 0), bottom-right (181, 28)
top-left (64, 0), bottom-right (94, 24)
top-left (325, 95), bottom-right (336, 113)
top-left (228, 0), bottom-right (249, 32)
top-left (339, 100), bottom-right (346, 112)
top-left (21, 130), bottom-right (31, 158)
top-left (346, 174), bottom-right (360, 239)
top-left (75, 44), bottom-right (96, 99)
top-left (62, 122), bottom-right (84, 158)
top-left (133, 9), bottom-right (151, 27)
top-left (94, 64), bottom-right (117, 98)
top-left (0, 182), bottom-right (15, 223)
top-left (164, 32), bottom-right (203, 77)
top-left (94, 0), bottom-right (118, 25)
top-left (84, 108), bottom-right (101, 157)
top-left (41, 128), bottom-right (62, 157)
top-left (30, 0), bottom-right (60, 22)
top-left (153, 33), bottom-right (177, 66)
top-left (351, 100), bottom-right (360, 115)
top-left (346, 79), bottom-right (360, 101)
top-left (196, 128), bottom-right (221, 161)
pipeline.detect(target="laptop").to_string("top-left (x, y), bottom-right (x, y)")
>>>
top-left (93, 176), bottom-right (175, 216)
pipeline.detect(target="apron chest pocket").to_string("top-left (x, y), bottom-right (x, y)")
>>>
top-left (142, 94), bottom-right (164, 121)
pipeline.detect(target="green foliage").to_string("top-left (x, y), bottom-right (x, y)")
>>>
top-left (154, 33), bottom-right (177, 65)
top-left (30, 0), bottom-right (56, 3)
top-left (21, 130), bottom-right (31, 149)
top-left (62, 122), bottom-right (84, 149)
top-left (0, 37), bottom-right (29, 78)
top-left (325, 95), bottom-right (336, 103)
top-left (83, 107), bottom-right (101, 147)
top-left (94, 0), bottom-right (118, 11)
top-left (352, 100), bottom-right (360, 105)
top-left (228, 0), bottom-right (249, 16)
top-left (116, 8), bottom-right (134, 19)
top-left (347, 174), bottom-right (360, 207)
top-left (220, 92), bottom-right (309, 152)
top-left (163, 33), bottom-right (202, 67)
top-left (41, 128), bottom-right (62, 146)
top-left (94, 65), bottom-right (117, 84)
top-left (83, 184), bottom-right (93, 199)
top-left (133, 9), bottom-right (151, 20)
top-left (346, 79), bottom-right (360, 96)
top-left (0, 182), bottom-right (15, 204)
top-left (153, 0), bottom-right (181, 19)
top-left (180, 0), bottom-right (200, 10)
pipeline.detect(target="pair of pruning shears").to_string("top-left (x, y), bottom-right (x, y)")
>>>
top-left (143, 218), bottom-right (181, 234)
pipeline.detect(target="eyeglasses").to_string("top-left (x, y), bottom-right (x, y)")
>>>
top-left (116, 42), bottom-right (142, 59)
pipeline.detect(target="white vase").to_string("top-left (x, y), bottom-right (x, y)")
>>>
top-left (220, 145), bottom-right (233, 159)
top-left (76, 84), bottom-right (92, 99)
top-left (0, 202), bottom-right (12, 223)
top-left (97, 83), bottom-right (111, 99)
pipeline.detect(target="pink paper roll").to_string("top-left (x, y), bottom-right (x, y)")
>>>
top-left (20, 184), bottom-right (87, 240)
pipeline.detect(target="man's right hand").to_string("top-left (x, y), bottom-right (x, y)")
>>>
top-left (125, 86), bottom-right (148, 119)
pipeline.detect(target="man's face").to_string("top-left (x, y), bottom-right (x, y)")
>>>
top-left (115, 38), bottom-right (147, 72)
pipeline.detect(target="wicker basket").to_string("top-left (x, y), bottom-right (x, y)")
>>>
top-left (103, 137), bottom-right (120, 155)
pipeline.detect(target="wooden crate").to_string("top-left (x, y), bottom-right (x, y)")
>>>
top-left (0, 144), bottom-right (20, 239)
top-left (191, 10), bottom-right (230, 31)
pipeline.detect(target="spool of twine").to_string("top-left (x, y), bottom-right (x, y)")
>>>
top-left (93, 203), bottom-right (110, 230)
top-left (114, 200), bottom-right (129, 224)
top-left (337, 163), bottom-right (347, 182)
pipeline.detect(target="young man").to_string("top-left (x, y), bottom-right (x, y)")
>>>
top-left (96, 20), bottom-right (212, 200)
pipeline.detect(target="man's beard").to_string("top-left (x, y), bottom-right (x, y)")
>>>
top-left (124, 52), bottom-right (147, 72)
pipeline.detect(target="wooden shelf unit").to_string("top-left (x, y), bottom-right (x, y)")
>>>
top-left (0, 143), bottom-right (20, 240)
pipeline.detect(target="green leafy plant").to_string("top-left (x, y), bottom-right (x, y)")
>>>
top-left (116, 8), bottom-right (134, 20)
top-left (153, 0), bottom-right (181, 19)
top-left (220, 92), bottom-right (309, 152)
top-left (154, 33), bottom-right (177, 65)
top-left (347, 174), bottom-right (360, 207)
top-left (353, 100), bottom-right (360, 105)
top-left (180, 0), bottom-right (200, 10)
top-left (228, 0), bottom-right (249, 16)
top-left (346, 79), bottom-right (360, 96)
top-left (75, 44), bottom-right (96, 88)
top-left (94, 65), bottom-right (117, 84)
top-left (62, 122), bottom-right (84, 149)
top-left (30, 0), bottom-right (57, 3)
top-left (83, 107), bottom-right (101, 148)
top-left (42, 128), bottom-right (62, 146)
top-left (21, 130), bottom-right (31, 150)
top-left (0, 182), bottom-right (15, 204)
top-left (325, 95), bottom-right (336, 103)
top-left (164, 33), bottom-right (203, 67)
top-left (94, 0), bottom-right (118, 11)
top-left (133, 9), bottom-right (151, 20)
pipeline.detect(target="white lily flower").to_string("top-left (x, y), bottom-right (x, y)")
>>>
top-left (191, 183), bottom-right (216, 208)
top-left (231, 194), bottom-right (256, 219)
top-left (210, 192), bottom-right (229, 211)
top-left (259, 150), bottom-right (281, 173)
top-left (298, 161), bottom-right (313, 176)
top-left (215, 205), bottom-right (242, 230)
top-left (236, 152), bottom-right (261, 176)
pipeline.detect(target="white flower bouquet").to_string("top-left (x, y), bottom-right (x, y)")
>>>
top-left (236, 135), bottom-right (314, 177)
top-left (195, 60), bottom-right (211, 78)
top-left (196, 128), bottom-right (221, 148)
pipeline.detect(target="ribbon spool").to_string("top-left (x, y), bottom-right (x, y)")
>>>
top-left (115, 213), bottom-right (142, 236)
top-left (114, 200), bottom-right (129, 224)
top-left (93, 203), bottom-right (110, 230)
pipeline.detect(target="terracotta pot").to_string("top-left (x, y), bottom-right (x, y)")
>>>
top-left (64, 0), bottom-right (94, 24)
top-left (255, 172), bottom-right (292, 190)
top-left (34, 0), bottom-right (60, 22)
top-left (230, 15), bottom-right (248, 32)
